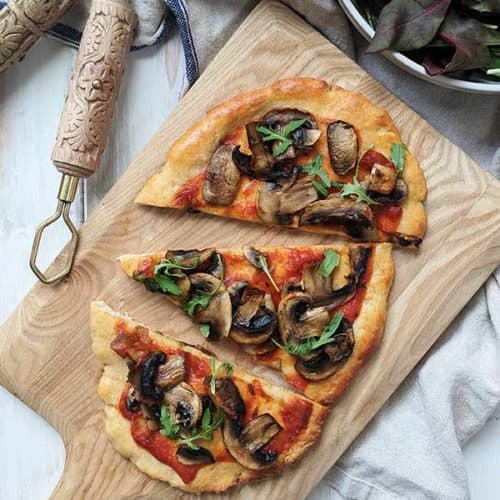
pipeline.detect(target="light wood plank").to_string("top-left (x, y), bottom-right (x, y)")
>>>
top-left (0, 2), bottom-right (499, 498)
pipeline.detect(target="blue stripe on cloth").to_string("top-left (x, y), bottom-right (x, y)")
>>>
top-left (0, 0), bottom-right (199, 86)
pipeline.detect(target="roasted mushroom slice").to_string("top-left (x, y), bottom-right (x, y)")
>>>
top-left (257, 182), bottom-right (295, 226)
top-left (300, 195), bottom-right (375, 237)
top-left (222, 414), bottom-right (281, 470)
top-left (368, 178), bottom-right (408, 203)
top-left (368, 161), bottom-right (397, 195)
top-left (165, 248), bottom-right (215, 272)
top-left (164, 382), bottom-right (203, 429)
top-left (205, 252), bottom-right (225, 280)
top-left (176, 446), bottom-right (215, 465)
top-left (327, 121), bottom-right (358, 175)
top-left (140, 403), bottom-right (162, 431)
top-left (295, 318), bottom-right (354, 381)
top-left (126, 386), bottom-right (140, 413)
top-left (210, 378), bottom-right (245, 420)
top-left (240, 413), bottom-right (282, 453)
top-left (203, 144), bottom-right (241, 205)
top-left (188, 273), bottom-right (232, 339)
top-left (128, 351), bottom-right (166, 403)
top-left (278, 176), bottom-right (319, 215)
top-left (242, 338), bottom-right (277, 355)
top-left (155, 355), bottom-right (186, 389)
top-left (230, 288), bottom-right (277, 345)
top-left (389, 232), bottom-right (423, 248)
top-left (278, 292), bottom-right (330, 350)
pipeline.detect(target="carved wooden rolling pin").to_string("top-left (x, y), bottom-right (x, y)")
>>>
top-left (30, 0), bottom-right (137, 284)
top-left (0, 0), bottom-right (77, 74)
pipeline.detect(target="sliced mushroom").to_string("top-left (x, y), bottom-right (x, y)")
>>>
top-left (368, 178), bottom-right (408, 204)
top-left (278, 176), bottom-right (319, 215)
top-left (129, 351), bottom-right (166, 403)
top-left (257, 182), bottom-right (295, 226)
top-left (300, 195), bottom-right (375, 238)
top-left (164, 382), bottom-right (203, 429)
top-left (165, 248), bottom-right (215, 271)
top-left (126, 386), bottom-right (140, 413)
top-left (302, 246), bottom-right (371, 310)
top-left (155, 355), bottom-right (186, 389)
top-left (227, 280), bottom-right (250, 309)
top-left (240, 413), bottom-right (282, 453)
top-left (203, 144), bottom-right (241, 205)
top-left (389, 232), bottom-right (423, 248)
top-left (205, 252), bottom-right (225, 280)
top-left (230, 288), bottom-right (277, 345)
top-left (367, 161), bottom-right (397, 195)
top-left (142, 270), bottom-right (191, 304)
top-left (222, 414), bottom-right (281, 470)
top-left (242, 339), bottom-right (277, 355)
top-left (210, 378), bottom-right (245, 420)
top-left (278, 292), bottom-right (330, 349)
top-left (295, 318), bottom-right (354, 381)
top-left (176, 446), bottom-right (215, 465)
top-left (189, 273), bottom-right (232, 339)
top-left (140, 403), bottom-right (161, 431)
top-left (327, 121), bottom-right (358, 175)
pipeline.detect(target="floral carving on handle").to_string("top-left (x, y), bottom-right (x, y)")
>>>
top-left (0, 0), bottom-right (75, 73)
top-left (52, 0), bottom-right (136, 177)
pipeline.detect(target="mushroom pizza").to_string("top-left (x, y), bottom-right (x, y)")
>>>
top-left (136, 78), bottom-right (427, 247)
top-left (91, 301), bottom-right (328, 493)
top-left (119, 243), bottom-right (394, 405)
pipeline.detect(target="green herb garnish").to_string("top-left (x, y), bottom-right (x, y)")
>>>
top-left (303, 154), bottom-right (332, 194)
top-left (390, 143), bottom-right (406, 175)
top-left (274, 312), bottom-right (345, 356)
top-left (159, 404), bottom-right (181, 439)
top-left (256, 119), bottom-right (306, 157)
top-left (338, 162), bottom-right (379, 206)
top-left (254, 251), bottom-right (280, 293)
top-left (318, 250), bottom-right (340, 278)
top-left (183, 284), bottom-right (220, 316)
top-left (199, 324), bottom-right (211, 338)
top-left (209, 357), bottom-right (233, 395)
top-left (177, 406), bottom-right (226, 450)
top-left (137, 258), bottom-right (199, 296)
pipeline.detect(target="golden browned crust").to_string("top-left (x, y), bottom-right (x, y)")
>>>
top-left (90, 301), bottom-right (328, 494)
top-left (118, 243), bottom-right (394, 406)
top-left (136, 77), bottom-right (426, 241)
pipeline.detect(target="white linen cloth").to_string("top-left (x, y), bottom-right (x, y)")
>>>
top-left (46, 1), bottom-right (500, 498)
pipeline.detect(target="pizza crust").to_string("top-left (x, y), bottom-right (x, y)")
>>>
top-left (136, 77), bottom-right (426, 240)
top-left (90, 301), bottom-right (328, 494)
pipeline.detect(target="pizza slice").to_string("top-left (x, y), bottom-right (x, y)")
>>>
top-left (119, 243), bottom-right (394, 405)
top-left (91, 301), bottom-right (328, 494)
top-left (136, 78), bottom-right (426, 247)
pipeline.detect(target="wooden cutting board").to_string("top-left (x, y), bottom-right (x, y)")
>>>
top-left (1, 1), bottom-right (499, 498)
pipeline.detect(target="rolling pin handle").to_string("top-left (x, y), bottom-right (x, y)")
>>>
top-left (51, 0), bottom-right (137, 178)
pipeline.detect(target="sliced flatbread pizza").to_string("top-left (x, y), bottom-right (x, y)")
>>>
top-left (136, 78), bottom-right (426, 247)
top-left (91, 301), bottom-right (328, 494)
top-left (119, 243), bottom-right (394, 405)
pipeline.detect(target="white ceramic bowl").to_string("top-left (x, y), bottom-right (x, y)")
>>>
top-left (338, 0), bottom-right (500, 94)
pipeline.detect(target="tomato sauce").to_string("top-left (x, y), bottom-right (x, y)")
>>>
top-left (373, 204), bottom-right (403, 234)
top-left (263, 398), bottom-right (312, 455)
top-left (287, 373), bottom-right (309, 392)
top-left (173, 170), bottom-right (207, 208)
top-left (185, 352), bottom-right (211, 394)
top-left (135, 257), bottom-right (156, 279)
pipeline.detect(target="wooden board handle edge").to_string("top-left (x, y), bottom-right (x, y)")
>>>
top-left (51, 0), bottom-right (137, 178)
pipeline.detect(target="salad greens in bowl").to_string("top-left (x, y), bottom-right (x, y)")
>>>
top-left (338, 0), bottom-right (500, 93)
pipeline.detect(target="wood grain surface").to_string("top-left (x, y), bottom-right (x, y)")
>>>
top-left (0, 1), bottom-right (499, 498)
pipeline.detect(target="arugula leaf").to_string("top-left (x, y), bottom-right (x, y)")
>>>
top-left (136, 258), bottom-right (199, 296)
top-left (274, 312), bottom-right (345, 356)
top-left (303, 154), bottom-right (331, 187)
top-left (177, 406), bottom-right (226, 450)
top-left (199, 324), bottom-right (211, 338)
top-left (340, 180), bottom-right (379, 205)
top-left (183, 285), bottom-right (219, 316)
top-left (390, 143), bottom-right (407, 175)
top-left (311, 179), bottom-right (329, 198)
top-left (256, 119), bottom-right (306, 157)
top-left (159, 404), bottom-right (181, 439)
top-left (256, 253), bottom-right (281, 293)
top-left (209, 357), bottom-right (233, 394)
top-left (318, 250), bottom-right (340, 278)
